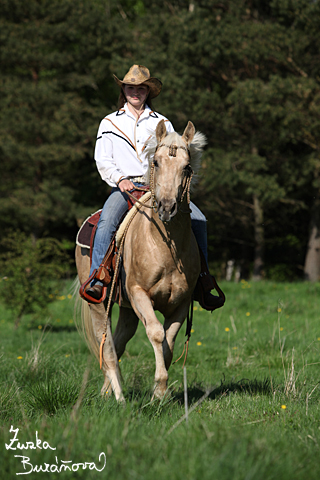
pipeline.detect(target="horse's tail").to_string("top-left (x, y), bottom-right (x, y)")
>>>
top-left (73, 277), bottom-right (99, 361)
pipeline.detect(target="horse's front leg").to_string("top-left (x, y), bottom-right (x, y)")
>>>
top-left (163, 302), bottom-right (191, 370)
top-left (128, 286), bottom-right (168, 399)
top-left (88, 303), bottom-right (124, 402)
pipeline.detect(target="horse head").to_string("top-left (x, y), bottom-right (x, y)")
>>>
top-left (148, 120), bottom-right (206, 222)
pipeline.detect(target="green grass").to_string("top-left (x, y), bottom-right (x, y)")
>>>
top-left (0, 280), bottom-right (320, 479)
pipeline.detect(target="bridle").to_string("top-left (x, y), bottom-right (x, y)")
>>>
top-left (150, 143), bottom-right (194, 212)
top-left (124, 142), bottom-right (194, 214)
top-left (155, 142), bottom-right (191, 158)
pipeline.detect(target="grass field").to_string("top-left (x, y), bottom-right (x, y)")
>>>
top-left (0, 279), bottom-right (320, 479)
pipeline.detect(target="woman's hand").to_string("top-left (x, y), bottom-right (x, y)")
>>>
top-left (118, 178), bottom-right (135, 192)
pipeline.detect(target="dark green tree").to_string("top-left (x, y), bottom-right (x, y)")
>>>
top-left (0, 0), bottom-right (132, 240)
top-left (126, 0), bottom-right (320, 280)
top-left (1, 0), bottom-right (320, 282)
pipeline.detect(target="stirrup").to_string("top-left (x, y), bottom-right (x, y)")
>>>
top-left (195, 287), bottom-right (225, 311)
top-left (194, 274), bottom-right (225, 312)
top-left (79, 270), bottom-right (107, 304)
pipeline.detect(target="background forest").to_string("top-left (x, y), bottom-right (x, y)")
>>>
top-left (1, 0), bottom-right (320, 286)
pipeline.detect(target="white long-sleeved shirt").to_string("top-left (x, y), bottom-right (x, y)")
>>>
top-left (94, 103), bottom-right (174, 187)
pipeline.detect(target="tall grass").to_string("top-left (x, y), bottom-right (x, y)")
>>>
top-left (0, 280), bottom-right (320, 479)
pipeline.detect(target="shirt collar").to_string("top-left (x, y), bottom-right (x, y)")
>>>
top-left (123, 102), bottom-right (152, 121)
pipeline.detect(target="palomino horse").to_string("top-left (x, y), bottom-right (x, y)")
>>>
top-left (75, 120), bottom-right (206, 401)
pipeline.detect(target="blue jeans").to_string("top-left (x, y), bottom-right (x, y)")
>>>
top-left (90, 184), bottom-right (208, 284)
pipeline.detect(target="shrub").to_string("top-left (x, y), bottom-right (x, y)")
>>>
top-left (0, 231), bottom-right (69, 327)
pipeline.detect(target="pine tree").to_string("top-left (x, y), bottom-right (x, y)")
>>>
top-left (0, 0), bottom-right (129, 239)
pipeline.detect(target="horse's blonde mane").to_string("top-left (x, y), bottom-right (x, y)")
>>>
top-left (144, 127), bottom-right (206, 186)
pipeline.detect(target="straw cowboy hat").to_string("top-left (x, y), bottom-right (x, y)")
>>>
top-left (113, 64), bottom-right (162, 99)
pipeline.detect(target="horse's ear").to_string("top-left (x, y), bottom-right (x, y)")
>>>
top-left (156, 119), bottom-right (167, 143)
top-left (182, 121), bottom-right (195, 145)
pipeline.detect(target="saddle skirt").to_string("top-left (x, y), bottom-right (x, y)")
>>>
top-left (76, 190), bottom-right (151, 251)
top-left (77, 189), bottom-right (150, 305)
top-left (76, 210), bottom-right (101, 250)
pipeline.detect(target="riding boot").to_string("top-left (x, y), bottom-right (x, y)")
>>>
top-left (85, 283), bottom-right (104, 301)
top-left (85, 236), bottom-right (117, 302)
top-left (194, 250), bottom-right (225, 311)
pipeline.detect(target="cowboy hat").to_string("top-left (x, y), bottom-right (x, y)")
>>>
top-left (113, 64), bottom-right (162, 99)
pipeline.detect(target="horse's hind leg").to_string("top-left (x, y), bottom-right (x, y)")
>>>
top-left (113, 306), bottom-right (139, 359)
top-left (88, 303), bottom-right (124, 402)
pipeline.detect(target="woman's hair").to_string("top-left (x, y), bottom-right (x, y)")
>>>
top-left (118, 88), bottom-right (153, 111)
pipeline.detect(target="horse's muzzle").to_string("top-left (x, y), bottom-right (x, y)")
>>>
top-left (157, 199), bottom-right (178, 222)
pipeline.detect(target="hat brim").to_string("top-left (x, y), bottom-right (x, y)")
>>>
top-left (113, 74), bottom-right (162, 99)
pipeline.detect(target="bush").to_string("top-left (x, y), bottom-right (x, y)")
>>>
top-left (265, 263), bottom-right (299, 282)
top-left (0, 231), bottom-right (69, 327)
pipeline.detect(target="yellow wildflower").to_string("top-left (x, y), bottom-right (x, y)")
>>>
top-left (281, 405), bottom-right (286, 410)
top-left (197, 342), bottom-right (202, 346)
top-left (225, 327), bottom-right (230, 332)
top-left (17, 356), bottom-right (23, 360)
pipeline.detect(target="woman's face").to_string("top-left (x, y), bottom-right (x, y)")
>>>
top-left (123, 84), bottom-right (149, 110)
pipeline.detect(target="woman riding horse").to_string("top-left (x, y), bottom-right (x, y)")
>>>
top-left (85, 64), bottom-right (223, 311)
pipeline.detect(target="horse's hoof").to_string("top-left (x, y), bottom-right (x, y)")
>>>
top-left (152, 384), bottom-right (169, 401)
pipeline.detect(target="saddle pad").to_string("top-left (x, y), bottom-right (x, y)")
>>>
top-left (76, 210), bottom-right (102, 249)
top-left (116, 192), bottom-right (152, 247)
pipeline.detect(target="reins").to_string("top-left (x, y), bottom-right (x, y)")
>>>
top-left (123, 156), bottom-right (193, 213)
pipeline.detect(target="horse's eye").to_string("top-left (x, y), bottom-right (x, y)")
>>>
top-left (153, 159), bottom-right (159, 168)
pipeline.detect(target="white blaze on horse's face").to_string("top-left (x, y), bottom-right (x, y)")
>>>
top-left (154, 120), bottom-right (195, 222)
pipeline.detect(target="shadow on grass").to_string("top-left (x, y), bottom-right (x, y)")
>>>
top-left (123, 377), bottom-right (273, 410)
top-left (175, 377), bottom-right (273, 405)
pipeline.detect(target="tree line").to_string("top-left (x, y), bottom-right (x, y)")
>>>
top-left (1, 0), bottom-right (320, 282)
